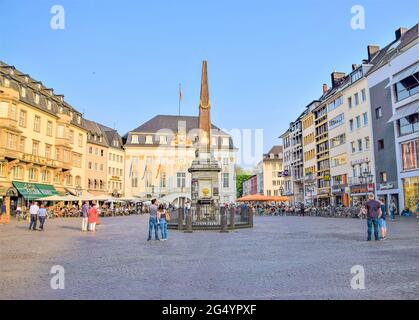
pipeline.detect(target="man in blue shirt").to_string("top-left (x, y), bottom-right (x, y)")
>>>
top-left (38, 203), bottom-right (47, 231)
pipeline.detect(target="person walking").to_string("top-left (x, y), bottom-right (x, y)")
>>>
top-left (416, 199), bottom-right (419, 220)
top-left (389, 199), bottom-right (397, 221)
top-left (300, 203), bottom-right (305, 217)
top-left (28, 201), bottom-right (39, 231)
top-left (81, 201), bottom-right (89, 232)
top-left (378, 198), bottom-right (387, 240)
top-left (147, 199), bottom-right (159, 241)
top-left (88, 202), bottom-right (98, 232)
top-left (365, 193), bottom-right (382, 241)
top-left (158, 204), bottom-right (168, 241)
top-left (38, 203), bottom-right (47, 231)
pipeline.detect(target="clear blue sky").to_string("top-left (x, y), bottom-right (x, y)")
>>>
top-left (0, 0), bottom-right (418, 161)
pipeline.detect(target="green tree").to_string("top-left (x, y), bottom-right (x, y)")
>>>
top-left (236, 173), bottom-right (252, 198)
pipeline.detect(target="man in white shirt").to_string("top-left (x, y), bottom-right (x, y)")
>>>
top-left (29, 201), bottom-right (39, 231)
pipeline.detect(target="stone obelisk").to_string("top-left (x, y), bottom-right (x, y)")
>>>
top-left (188, 61), bottom-right (221, 220)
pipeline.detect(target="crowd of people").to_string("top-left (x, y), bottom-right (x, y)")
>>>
top-left (19, 195), bottom-right (419, 243)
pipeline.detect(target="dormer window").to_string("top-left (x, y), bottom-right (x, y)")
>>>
top-left (47, 100), bottom-right (52, 110)
top-left (70, 111), bottom-right (73, 119)
top-left (212, 137), bottom-right (217, 146)
top-left (99, 136), bottom-right (103, 142)
top-left (59, 106), bottom-right (63, 113)
top-left (131, 135), bottom-right (139, 144)
top-left (37, 83), bottom-right (41, 90)
top-left (9, 69), bottom-right (14, 75)
top-left (21, 87), bottom-right (26, 98)
top-left (222, 137), bottom-right (229, 147)
top-left (77, 115), bottom-right (81, 124)
top-left (159, 136), bottom-right (167, 144)
top-left (25, 76), bottom-right (29, 83)
top-left (4, 78), bottom-right (10, 87)
top-left (145, 135), bottom-right (153, 144)
top-left (35, 94), bottom-right (40, 104)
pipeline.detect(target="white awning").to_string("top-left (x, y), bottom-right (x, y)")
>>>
top-left (387, 103), bottom-right (419, 123)
top-left (385, 62), bottom-right (419, 88)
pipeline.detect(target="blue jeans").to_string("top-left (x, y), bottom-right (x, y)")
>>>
top-left (29, 214), bottom-right (38, 230)
top-left (148, 217), bottom-right (159, 240)
top-left (39, 216), bottom-right (46, 230)
top-left (160, 218), bottom-right (168, 239)
top-left (367, 218), bottom-right (379, 241)
top-left (390, 210), bottom-right (395, 220)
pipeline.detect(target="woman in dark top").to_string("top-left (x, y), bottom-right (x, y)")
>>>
top-left (158, 204), bottom-right (168, 241)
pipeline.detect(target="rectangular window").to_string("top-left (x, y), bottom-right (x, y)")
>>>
top-left (19, 110), bottom-right (27, 127)
top-left (380, 172), bottom-right (388, 183)
top-left (160, 172), bottom-right (166, 188)
top-left (46, 121), bottom-right (53, 136)
top-left (32, 141), bottom-right (39, 156)
top-left (57, 125), bottom-right (65, 138)
top-left (69, 130), bottom-right (74, 144)
top-left (6, 133), bottom-right (17, 150)
top-left (145, 135), bottom-right (153, 144)
top-left (78, 134), bottom-right (83, 147)
top-left (398, 113), bottom-right (419, 136)
top-left (176, 172), bottom-right (186, 188)
top-left (395, 71), bottom-right (419, 102)
top-left (361, 89), bottom-right (366, 102)
top-left (365, 137), bottom-right (370, 150)
top-left (349, 119), bottom-right (354, 131)
top-left (357, 139), bottom-right (363, 152)
top-left (354, 93), bottom-right (359, 105)
top-left (45, 144), bottom-right (51, 159)
top-left (375, 107), bottom-right (382, 119)
top-left (33, 115), bottom-right (41, 132)
top-left (363, 112), bottom-right (368, 126)
top-left (378, 139), bottom-right (385, 150)
top-left (159, 136), bottom-right (167, 144)
top-left (356, 116), bottom-right (361, 128)
top-left (351, 141), bottom-right (356, 153)
top-left (222, 137), bottom-right (229, 147)
top-left (329, 113), bottom-right (344, 129)
top-left (131, 135), bottom-right (139, 144)
top-left (19, 137), bottom-right (25, 152)
top-left (401, 140), bottom-right (418, 170)
top-left (348, 97), bottom-right (352, 109)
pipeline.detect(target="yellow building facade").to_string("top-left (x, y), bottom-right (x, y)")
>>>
top-left (0, 62), bottom-right (87, 223)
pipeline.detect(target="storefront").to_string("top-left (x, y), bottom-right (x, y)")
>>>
top-left (12, 181), bottom-right (59, 207)
top-left (402, 176), bottom-right (419, 212)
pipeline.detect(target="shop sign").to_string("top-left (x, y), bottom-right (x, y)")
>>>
top-left (350, 157), bottom-right (369, 166)
top-left (367, 183), bottom-right (375, 192)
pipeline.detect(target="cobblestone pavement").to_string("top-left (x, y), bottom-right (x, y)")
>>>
top-left (0, 215), bottom-right (418, 300)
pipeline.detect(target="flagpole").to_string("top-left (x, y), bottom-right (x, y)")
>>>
top-left (178, 83), bottom-right (181, 117)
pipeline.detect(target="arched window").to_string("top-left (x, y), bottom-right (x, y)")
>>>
top-left (94, 179), bottom-right (98, 190)
top-left (66, 175), bottom-right (73, 186)
top-left (88, 178), bottom-right (92, 190)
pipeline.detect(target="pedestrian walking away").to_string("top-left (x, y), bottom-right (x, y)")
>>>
top-left (378, 198), bottom-right (387, 240)
top-left (81, 201), bottom-right (89, 232)
top-left (365, 193), bottom-right (382, 241)
top-left (28, 201), bottom-right (39, 231)
top-left (147, 199), bottom-right (159, 241)
top-left (38, 203), bottom-right (47, 231)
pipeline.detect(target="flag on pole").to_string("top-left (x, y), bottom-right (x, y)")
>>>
top-left (128, 158), bottom-right (133, 178)
top-left (179, 83), bottom-right (183, 102)
top-left (141, 164), bottom-right (148, 180)
top-left (155, 163), bottom-right (162, 179)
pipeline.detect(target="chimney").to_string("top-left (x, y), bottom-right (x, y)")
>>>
top-left (331, 71), bottom-right (345, 88)
top-left (367, 45), bottom-right (380, 62)
top-left (322, 83), bottom-right (328, 94)
top-left (395, 27), bottom-right (407, 40)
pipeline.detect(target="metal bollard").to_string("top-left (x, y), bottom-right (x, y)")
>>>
top-left (178, 208), bottom-right (184, 231)
top-left (184, 210), bottom-right (193, 233)
top-left (220, 207), bottom-right (228, 233)
top-left (230, 207), bottom-right (235, 230)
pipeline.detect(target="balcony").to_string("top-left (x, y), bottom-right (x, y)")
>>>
top-left (0, 118), bottom-right (20, 133)
top-left (55, 137), bottom-right (72, 148)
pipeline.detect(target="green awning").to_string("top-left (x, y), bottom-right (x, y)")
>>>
top-left (36, 184), bottom-right (59, 196)
top-left (12, 181), bottom-right (58, 200)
